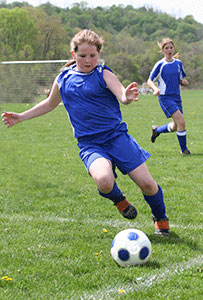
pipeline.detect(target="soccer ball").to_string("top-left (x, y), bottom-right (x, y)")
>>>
top-left (110, 229), bottom-right (152, 267)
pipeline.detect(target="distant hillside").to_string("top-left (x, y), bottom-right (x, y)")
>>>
top-left (0, 2), bottom-right (202, 87)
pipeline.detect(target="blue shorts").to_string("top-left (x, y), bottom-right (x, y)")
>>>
top-left (158, 94), bottom-right (183, 118)
top-left (78, 132), bottom-right (151, 174)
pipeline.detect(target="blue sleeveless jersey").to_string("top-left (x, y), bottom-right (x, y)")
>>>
top-left (149, 58), bottom-right (186, 96)
top-left (57, 64), bottom-right (128, 143)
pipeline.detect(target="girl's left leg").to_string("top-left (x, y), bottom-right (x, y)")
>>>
top-left (171, 110), bottom-right (190, 154)
top-left (89, 157), bottom-right (137, 219)
top-left (128, 163), bottom-right (170, 235)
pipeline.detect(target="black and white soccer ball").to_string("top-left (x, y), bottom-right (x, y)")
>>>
top-left (111, 229), bottom-right (152, 267)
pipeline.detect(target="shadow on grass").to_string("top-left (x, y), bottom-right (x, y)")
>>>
top-left (148, 231), bottom-right (203, 252)
top-left (141, 260), bottom-right (161, 269)
top-left (189, 153), bottom-right (203, 156)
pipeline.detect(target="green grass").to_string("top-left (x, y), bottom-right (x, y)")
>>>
top-left (0, 90), bottom-right (203, 300)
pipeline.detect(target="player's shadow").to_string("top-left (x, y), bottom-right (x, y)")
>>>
top-left (140, 260), bottom-right (161, 269)
top-left (138, 231), bottom-right (203, 270)
top-left (147, 231), bottom-right (203, 252)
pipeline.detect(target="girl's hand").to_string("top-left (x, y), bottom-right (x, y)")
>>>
top-left (1, 112), bottom-right (22, 127)
top-left (153, 87), bottom-right (160, 96)
top-left (181, 78), bottom-right (189, 86)
top-left (125, 82), bottom-right (139, 102)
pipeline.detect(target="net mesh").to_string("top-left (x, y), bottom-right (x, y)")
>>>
top-left (0, 60), bottom-right (67, 103)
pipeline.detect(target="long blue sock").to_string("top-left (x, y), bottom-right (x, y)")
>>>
top-left (98, 181), bottom-right (124, 204)
top-left (143, 185), bottom-right (167, 220)
top-left (176, 130), bottom-right (187, 152)
top-left (156, 123), bottom-right (172, 134)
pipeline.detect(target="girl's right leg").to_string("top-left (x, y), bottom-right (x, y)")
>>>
top-left (89, 157), bottom-right (137, 219)
top-left (151, 122), bottom-right (174, 143)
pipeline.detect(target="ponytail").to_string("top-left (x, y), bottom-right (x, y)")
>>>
top-left (60, 59), bottom-right (76, 72)
top-left (173, 52), bottom-right (180, 59)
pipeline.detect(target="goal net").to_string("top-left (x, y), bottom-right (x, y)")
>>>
top-left (0, 60), bottom-right (67, 104)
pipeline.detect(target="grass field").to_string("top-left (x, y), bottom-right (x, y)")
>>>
top-left (0, 90), bottom-right (203, 300)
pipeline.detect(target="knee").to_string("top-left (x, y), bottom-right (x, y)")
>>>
top-left (179, 118), bottom-right (185, 130)
top-left (95, 174), bottom-right (114, 193)
top-left (141, 181), bottom-right (158, 196)
top-left (176, 115), bottom-right (186, 131)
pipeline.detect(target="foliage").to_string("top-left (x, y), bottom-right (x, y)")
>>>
top-left (0, 2), bottom-right (202, 88)
top-left (0, 7), bottom-right (38, 60)
top-left (24, 6), bottom-right (69, 60)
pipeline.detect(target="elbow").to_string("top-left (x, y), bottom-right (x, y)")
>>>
top-left (147, 78), bottom-right (151, 86)
top-left (48, 101), bottom-right (57, 111)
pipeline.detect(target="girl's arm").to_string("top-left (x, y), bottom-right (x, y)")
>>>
top-left (103, 69), bottom-right (139, 105)
top-left (2, 78), bottom-right (62, 127)
top-left (147, 78), bottom-right (160, 96)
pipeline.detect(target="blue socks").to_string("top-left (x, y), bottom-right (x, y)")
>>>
top-left (143, 186), bottom-right (167, 220)
top-left (98, 181), bottom-right (124, 204)
top-left (156, 123), bottom-right (172, 134)
top-left (99, 182), bottom-right (167, 221)
top-left (156, 124), bottom-right (188, 152)
top-left (176, 130), bottom-right (187, 152)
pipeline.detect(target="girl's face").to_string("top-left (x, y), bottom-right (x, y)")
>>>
top-left (71, 42), bottom-right (100, 73)
top-left (162, 42), bottom-right (175, 61)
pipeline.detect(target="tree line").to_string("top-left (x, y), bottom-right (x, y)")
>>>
top-left (0, 1), bottom-right (202, 88)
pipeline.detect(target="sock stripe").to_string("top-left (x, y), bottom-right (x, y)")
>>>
top-left (176, 130), bottom-right (186, 136)
top-left (167, 122), bottom-right (173, 132)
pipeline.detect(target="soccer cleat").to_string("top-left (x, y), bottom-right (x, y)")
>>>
top-left (151, 125), bottom-right (160, 143)
top-left (153, 216), bottom-right (170, 236)
top-left (116, 198), bottom-right (137, 220)
top-left (181, 149), bottom-right (191, 155)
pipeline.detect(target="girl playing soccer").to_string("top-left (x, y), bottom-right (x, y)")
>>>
top-left (2, 29), bottom-right (170, 235)
top-left (147, 38), bottom-right (190, 155)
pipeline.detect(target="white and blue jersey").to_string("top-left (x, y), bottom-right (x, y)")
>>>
top-left (57, 64), bottom-right (128, 144)
top-left (149, 58), bottom-right (186, 96)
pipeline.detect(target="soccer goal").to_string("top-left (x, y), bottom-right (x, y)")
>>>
top-left (0, 60), bottom-right (67, 104)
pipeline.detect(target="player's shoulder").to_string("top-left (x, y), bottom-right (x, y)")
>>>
top-left (96, 64), bottom-right (113, 73)
top-left (154, 58), bottom-right (165, 68)
top-left (151, 58), bottom-right (165, 74)
top-left (58, 65), bottom-right (75, 77)
top-left (174, 58), bottom-right (182, 64)
top-left (57, 65), bottom-right (76, 86)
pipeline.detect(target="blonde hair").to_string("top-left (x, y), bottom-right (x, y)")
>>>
top-left (157, 38), bottom-right (179, 59)
top-left (61, 29), bottom-right (104, 70)
top-left (71, 29), bottom-right (103, 53)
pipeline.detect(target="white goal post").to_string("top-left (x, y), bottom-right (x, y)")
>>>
top-left (0, 60), bottom-right (68, 103)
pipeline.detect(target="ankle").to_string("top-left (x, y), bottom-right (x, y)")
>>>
top-left (116, 198), bottom-right (130, 212)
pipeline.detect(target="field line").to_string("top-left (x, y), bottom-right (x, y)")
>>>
top-left (1, 212), bottom-right (203, 299)
top-left (81, 254), bottom-right (203, 300)
top-left (1, 213), bottom-right (203, 230)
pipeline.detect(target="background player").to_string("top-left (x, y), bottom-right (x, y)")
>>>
top-left (147, 37), bottom-right (190, 155)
